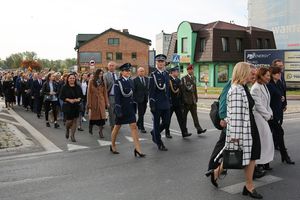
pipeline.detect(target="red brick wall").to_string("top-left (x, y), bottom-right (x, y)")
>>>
top-left (78, 30), bottom-right (150, 75)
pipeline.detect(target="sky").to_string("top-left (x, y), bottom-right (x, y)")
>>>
top-left (0, 0), bottom-right (248, 60)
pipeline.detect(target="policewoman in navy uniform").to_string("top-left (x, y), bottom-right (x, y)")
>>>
top-left (165, 66), bottom-right (192, 138)
top-left (149, 54), bottom-right (171, 151)
top-left (110, 63), bottom-right (146, 158)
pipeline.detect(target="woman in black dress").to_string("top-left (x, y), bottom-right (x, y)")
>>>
top-left (110, 63), bottom-right (145, 158)
top-left (2, 73), bottom-right (15, 109)
top-left (60, 73), bottom-right (83, 142)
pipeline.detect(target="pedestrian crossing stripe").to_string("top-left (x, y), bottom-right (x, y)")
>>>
top-left (124, 136), bottom-right (147, 142)
top-left (97, 140), bottom-right (119, 146)
top-left (67, 144), bottom-right (89, 151)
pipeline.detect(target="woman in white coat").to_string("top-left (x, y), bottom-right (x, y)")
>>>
top-left (251, 67), bottom-right (274, 170)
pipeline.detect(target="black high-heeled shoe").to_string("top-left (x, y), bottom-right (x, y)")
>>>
top-left (134, 149), bottom-right (146, 158)
top-left (282, 156), bottom-right (295, 165)
top-left (110, 145), bottom-right (119, 154)
top-left (242, 186), bottom-right (263, 199)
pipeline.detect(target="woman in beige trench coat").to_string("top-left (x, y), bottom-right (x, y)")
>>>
top-left (87, 69), bottom-right (109, 138)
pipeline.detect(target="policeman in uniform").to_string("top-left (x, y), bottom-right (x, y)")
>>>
top-left (165, 66), bottom-right (192, 138)
top-left (181, 64), bottom-right (207, 134)
top-left (149, 54), bottom-right (170, 151)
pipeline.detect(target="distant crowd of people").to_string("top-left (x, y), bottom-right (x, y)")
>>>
top-left (0, 56), bottom-right (294, 199)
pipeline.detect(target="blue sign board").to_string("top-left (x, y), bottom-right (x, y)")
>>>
top-left (172, 54), bottom-right (180, 63)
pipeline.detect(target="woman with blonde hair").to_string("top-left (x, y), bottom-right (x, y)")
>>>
top-left (225, 62), bottom-right (262, 199)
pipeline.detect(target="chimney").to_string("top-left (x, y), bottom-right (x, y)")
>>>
top-left (123, 29), bottom-right (129, 34)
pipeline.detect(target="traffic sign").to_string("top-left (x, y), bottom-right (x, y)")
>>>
top-left (172, 54), bottom-right (180, 63)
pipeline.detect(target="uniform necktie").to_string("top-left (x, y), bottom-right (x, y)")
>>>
top-left (112, 72), bottom-right (116, 81)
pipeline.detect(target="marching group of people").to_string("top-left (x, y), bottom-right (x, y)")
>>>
top-left (0, 55), bottom-right (295, 199)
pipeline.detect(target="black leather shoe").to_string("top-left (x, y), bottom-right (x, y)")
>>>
top-left (54, 123), bottom-right (60, 128)
top-left (242, 186), bottom-right (263, 199)
top-left (253, 167), bottom-right (266, 179)
top-left (77, 127), bottom-right (84, 131)
top-left (166, 134), bottom-right (172, 139)
top-left (140, 129), bottom-right (147, 133)
top-left (46, 122), bottom-right (50, 127)
top-left (158, 144), bottom-right (168, 151)
top-left (262, 163), bottom-right (273, 171)
top-left (182, 133), bottom-right (192, 138)
top-left (110, 145), bottom-right (120, 154)
top-left (197, 129), bottom-right (207, 134)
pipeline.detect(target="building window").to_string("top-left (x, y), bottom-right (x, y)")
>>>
top-left (199, 38), bottom-right (206, 52)
top-left (236, 38), bottom-right (243, 52)
top-left (264, 39), bottom-right (270, 49)
top-left (217, 65), bottom-right (229, 83)
top-left (79, 52), bottom-right (102, 63)
top-left (256, 38), bottom-right (263, 49)
top-left (221, 37), bottom-right (229, 52)
top-left (181, 37), bottom-right (188, 53)
top-left (108, 38), bottom-right (120, 45)
top-left (199, 65), bottom-right (209, 82)
top-left (116, 52), bottom-right (122, 60)
top-left (131, 52), bottom-right (137, 59)
top-left (106, 52), bottom-right (113, 60)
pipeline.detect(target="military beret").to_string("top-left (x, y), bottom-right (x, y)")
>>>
top-left (155, 54), bottom-right (167, 61)
top-left (187, 64), bottom-right (194, 70)
top-left (119, 63), bottom-right (132, 71)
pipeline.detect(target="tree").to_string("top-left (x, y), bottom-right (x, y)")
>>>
top-left (5, 53), bottom-right (23, 69)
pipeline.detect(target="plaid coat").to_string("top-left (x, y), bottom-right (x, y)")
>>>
top-left (226, 84), bottom-right (252, 166)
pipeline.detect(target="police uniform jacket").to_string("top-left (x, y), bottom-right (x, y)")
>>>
top-left (114, 77), bottom-right (137, 124)
top-left (169, 76), bottom-right (182, 107)
top-left (149, 70), bottom-right (170, 110)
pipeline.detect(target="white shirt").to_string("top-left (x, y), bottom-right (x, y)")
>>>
top-left (81, 81), bottom-right (87, 96)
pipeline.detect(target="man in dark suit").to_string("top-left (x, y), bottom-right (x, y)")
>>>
top-left (133, 67), bottom-right (149, 133)
top-left (31, 73), bottom-right (44, 118)
top-left (181, 64), bottom-right (206, 135)
top-left (149, 54), bottom-right (170, 151)
top-left (165, 66), bottom-right (191, 138)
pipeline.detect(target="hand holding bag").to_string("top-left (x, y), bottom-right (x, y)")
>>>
top-left (223, 139), bottom-right (243, 169)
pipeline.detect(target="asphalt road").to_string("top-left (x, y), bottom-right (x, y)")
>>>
top-left (0, 104), bottom-right (299, 200)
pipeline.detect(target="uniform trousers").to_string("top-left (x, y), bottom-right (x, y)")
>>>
top-left (152, 108), bottom-right (170, 147)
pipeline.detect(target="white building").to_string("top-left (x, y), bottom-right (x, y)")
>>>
top-left (155, 31), bottom-right (172, 55)
top-left (248, 0), bottom-right (300, 49)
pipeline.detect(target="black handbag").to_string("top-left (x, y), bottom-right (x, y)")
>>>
top-left (223, 141), bottom-right (243, 169)
top-left (209, 99), bottom-right (223, 130)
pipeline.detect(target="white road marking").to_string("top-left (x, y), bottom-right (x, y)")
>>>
top-left (67, 144), bottom-right (89, 151)
top-left (0, 175), bottom-right (70, 188)
top-left (124, 136), bottom-right (147, 142)
top-left (220, 175), bottom-right (283, 194)
top-left (6, 108), bottom-right (62, 153)
top-left (283, 117), bottom-right (300, 122)
top-left (98, 140), bottom-right (119, 146)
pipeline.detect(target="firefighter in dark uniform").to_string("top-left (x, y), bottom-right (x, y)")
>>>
top-left (149, 54), bottom-right (170, 151)
top-left (110, 63), bottom-right (146, 158)
top-left (181, 64), bottom-right (207, 135)
top-left (165, 66), bottom-right (192, 138)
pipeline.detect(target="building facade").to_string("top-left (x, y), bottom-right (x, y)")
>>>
top-left (248, 0), bottom-right (300, 49)
top-left (155, 31), bottom-right (172, 55)
top-left (175, 21), bottom-right (276, 87)
top-left (75, 28), bottom-right (151, 74)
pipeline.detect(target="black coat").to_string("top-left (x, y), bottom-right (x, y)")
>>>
top-left (31, 79), bottom-right (43, 98)
top-left (133, 76), bottom-right (149, 103)
top-left (267, 79), bottom-right (284, 122)
top-left (2, 80), bottom-right (15, 102)
top-left (169, 76), bottom-right (183, 107)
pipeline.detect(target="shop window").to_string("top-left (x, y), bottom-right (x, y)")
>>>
top-left (236, 38), bottom-right (243, 52)
top-left (131, 52), bottom-right (137, 59)
top-left (221, 37), bottom-right (229, 52)
top-left (199, 65), bottom-right (209, 82)
top-left (217, 65), bottom-right (229, 83)
top-left (182, 37), bottom-right (188, 53)
top-left (106, 52), bottom-right (113, 60)
top-left (116, 52), bottom-right (122, 60)
top-left (199, 38), bottom-right (206, 52)
top-left (108, 38), bottom-right (120, 45)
